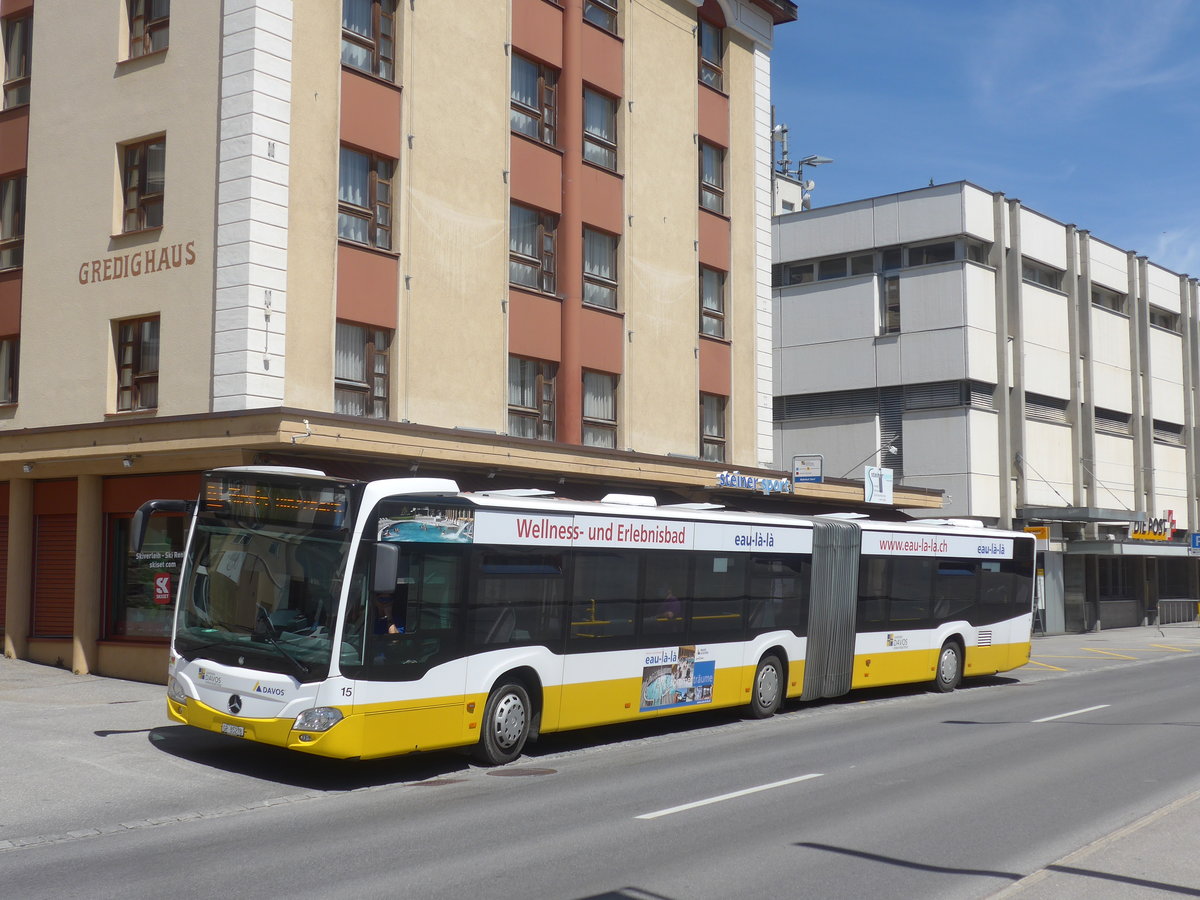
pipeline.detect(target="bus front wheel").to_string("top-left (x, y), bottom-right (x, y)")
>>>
top-left (748, 654), bottom-right (784, 719)
top-left (474, 681), bottom-right (532, 766)
top-left (933, 641), bottom-right (963, 693)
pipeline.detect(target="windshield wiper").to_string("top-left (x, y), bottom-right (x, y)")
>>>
top-left (253, 607), bottom-right (312, 676)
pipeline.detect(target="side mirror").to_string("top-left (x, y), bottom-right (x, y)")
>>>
top-left (373, 542), bottom-right (400, 594)
top-left (130, 499), bottom-right (192, 553)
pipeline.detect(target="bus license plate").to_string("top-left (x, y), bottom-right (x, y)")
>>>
top-left (220, 723), bottom-right (245, 738)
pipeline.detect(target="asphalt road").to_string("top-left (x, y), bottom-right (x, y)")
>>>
top-left (3, 627), bottom-right (1200, 899)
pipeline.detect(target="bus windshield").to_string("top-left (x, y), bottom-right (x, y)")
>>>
top-left (172, 473), bottom-right (356, 682)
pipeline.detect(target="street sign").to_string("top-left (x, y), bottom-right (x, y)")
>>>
top-left (792, 454), bottom-right (823, 484)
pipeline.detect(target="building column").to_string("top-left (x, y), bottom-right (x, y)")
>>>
top-left (991, 193), bottom-right (1014, 529)
top-left (1077, 231), bottom-right (1098, 510)
top-left (72, 475), bottom-right (103, 675)
top-left (3, 478), bottom-right (32, 660)
top-left (557, 0), bottom-right (585, 443)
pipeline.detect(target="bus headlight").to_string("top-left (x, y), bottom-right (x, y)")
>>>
top-left (294, 707), bottom-right (343, 732)
top-left (167, 676), bottom-right (189, 705)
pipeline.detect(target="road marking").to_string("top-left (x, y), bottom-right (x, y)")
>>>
top-left (1149, 644), bottom-right (1191, 653)
top-left (1024, 659), bottom-right (1068, 671)
top-left (635, 773), bottom-right (823, 820)
top-left (1031, 704), bottom-right (1109, 723)
top-left (1082, 648), bottom-right (1138, 660)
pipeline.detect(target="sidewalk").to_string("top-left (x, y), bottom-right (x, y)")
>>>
top-left (995, 788), bottom-right (1200, 898)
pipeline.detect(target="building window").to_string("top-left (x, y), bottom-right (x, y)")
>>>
top-left (127, 0), bottom-right (169, 59)
top-left (583, 87), bottom-right (618, 170)
top-left (699, 141), bottom-right (725, 214)
top-left (0, 174), bottom-right (24, 270)
top-left (700, 393), bottom-right (726, 462)
top-left (585, 0), bottom-right (618, 32)
top-left (341, 0), bottom-right (396, 81)
top-left (881, 276), bottom-right (900, 334)
top-left (510, 54), bottom-right (558, 146)
top-left (2, 14), bottom-right (31, 108)
top-left (107, 512), bottom-right (183, 639)
top-left (697, 18), bottom-right (722, 90)
top-left (121, 137), bottom-right (165, 233)
top-left (338, 146), bottom-right (394, 250)
top-left (583, 227), bottom-right (618, 309)
top-left (508, 356), bottom-right (556, 440)
top-left (1021, 258), bottom-right (1064, 291)
top-left (1091, 286), bottom-right (1127, 314)
top-left (582, 371), bottom-right (617, 448)
top-left (907, 242), bottom-right (956, 266)
top-left (116, 317), bottom-right (160, 412)
top-left (1149, 307), bottom-right (1180, 333)
top-left (0, 335), bottom-right (17, 404)
top-left (700, 266), bottom-right (725, 337)
top-left (509, 203), bottom-right (557, 294)
top-left (335, 321), bottom-right (390, 418)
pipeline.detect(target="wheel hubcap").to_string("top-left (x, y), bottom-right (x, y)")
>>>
top-left (758, 665), bottom-right (779, 709)
top-left (492, 693), bottom-right (526, 750)
top-left (940, 650), bottom-right (958, 683)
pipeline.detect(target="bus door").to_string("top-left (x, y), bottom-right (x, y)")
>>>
top-left (801, 519), bottom-right (860, 701)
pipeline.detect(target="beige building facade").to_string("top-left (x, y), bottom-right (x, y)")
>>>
top-left (0, 0), bottom-right (939, 683)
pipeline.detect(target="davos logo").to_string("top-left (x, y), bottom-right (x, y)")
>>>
top-left (253, 682), bottom-right (286, 697)
top-left (197, 668), bottom-right (222, 686)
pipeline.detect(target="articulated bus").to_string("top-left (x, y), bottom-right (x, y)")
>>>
top-left (134, 466), bottom-right (1035, 765)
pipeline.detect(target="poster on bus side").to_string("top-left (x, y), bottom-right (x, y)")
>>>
top-left (639, 645), bottom-right (715, 712)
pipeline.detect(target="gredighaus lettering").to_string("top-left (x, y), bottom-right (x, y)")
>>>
top-left (78, 241), bottom-right (197, 285)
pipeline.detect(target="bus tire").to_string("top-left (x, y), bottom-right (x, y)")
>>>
top-left (932, 641), bottom-right (963, 693)
top-left (473, 681), bottom-right (532, 766)
top-left (748, 654), bottom-right (784, 719)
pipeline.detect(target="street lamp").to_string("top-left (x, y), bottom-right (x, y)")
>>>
top-left (840, 444), bottom-right (897, 479)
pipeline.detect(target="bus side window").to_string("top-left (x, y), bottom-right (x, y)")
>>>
top-left (691, 554), bottom-right (745, 640)
top-left (936, 561), bottom-right (979, 621)
top-left (470, 550), bottom-right (564, 648)
top-left (890, 558), bottom-right (935, 628)
top-left (641, 552), bottom-right (688, 638)
top-left (748, 556), bottom-right (809, 636)
top-left (569, 551), bottom-right (637, 645)
top-left (978, 560), bottom-right (1015, 624)
top-left (856, 557), bottom-right (889, 631)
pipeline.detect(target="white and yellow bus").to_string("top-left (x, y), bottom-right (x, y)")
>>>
top-left (136, 466), bottom-right (1035, 765)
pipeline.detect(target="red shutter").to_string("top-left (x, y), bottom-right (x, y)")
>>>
top-left (32, 515), bottom-right (75, 638)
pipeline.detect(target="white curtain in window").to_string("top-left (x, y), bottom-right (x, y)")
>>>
top-left (0, 177), bottom-right (19, 239)
top-left (702, 394), bottom-right (725, 437)
top-left (701, 145), bottom-right (723, 188)
top-left (510, 205), bottom-right (537, 258)
top-left (339, 148), bottom-right (368, 207)
top-left (146, 141), bottom-right (166, 195)
top-left (342, 0), bottom-right (372, 37)
top-left (508, 357), bottom-right (535, 407)
top-left (584, 229), bottom-right (614, 281)
top-left (583, 371), bottom-right (615, 421)
top-left (583, 91), bottom-right (613, 143)
top-left (511, 55), bottom-right (538, 108)
top-left (139, 319), bottom-right (160, 374)
top-left (3, 17), bottom-right (28, 82)
top-left (701, 268), bottom-right (722, 311)
top-left (335, 322), bottom-right (366, 383)
top-left (0, 339), bottom-right (14, 403)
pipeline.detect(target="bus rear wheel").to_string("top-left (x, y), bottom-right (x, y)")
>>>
top-left (473, 681), bottom-right (531, 766)
top-left (932, 641), bottom-right (963, 693)
top-left (748, 654), bottom-right (784, 719)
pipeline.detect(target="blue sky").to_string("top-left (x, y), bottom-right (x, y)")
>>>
top-left (769, 0), bottom-right (1200, 276)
